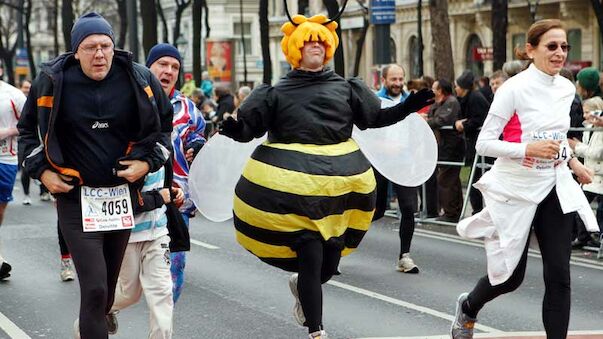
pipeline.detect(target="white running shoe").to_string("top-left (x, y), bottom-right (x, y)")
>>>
top-left (40, 192), bottom-right (51, 201)
top-left (288, 273), bottom-right (306, 326)
top-left (22, 195), bottom-right (31, 205)
top-left (309, 330), bottom-right (328, 338)
top-left (60, 258), bottom-right (75, 282)
top-left (396, 253), bottom-right (419, 273)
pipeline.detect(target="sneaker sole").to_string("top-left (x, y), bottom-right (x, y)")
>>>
top-left (395, 265), bottom-right (419, 274)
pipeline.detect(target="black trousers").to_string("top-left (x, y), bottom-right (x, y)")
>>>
top-left (373, 171), bottom-right (417, 255)
top-left (56, 191), bottom-right (130, 339)
top-left (466, 188), bottom-right (573, 339)
top-left (296, 238), bottom-right (341, 333)
top-left (437, 165), bottom-right (462, 219)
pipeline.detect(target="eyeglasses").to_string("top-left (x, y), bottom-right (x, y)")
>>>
top-left (79, 43), bottom-right (114, 55)
top-left (544, 42), bottom-right (570, 53)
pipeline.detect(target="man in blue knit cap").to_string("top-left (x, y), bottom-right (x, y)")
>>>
top-left (18, 12), bottom-right (173, 338)
top-left (145, 43), bottom-right (206, 304)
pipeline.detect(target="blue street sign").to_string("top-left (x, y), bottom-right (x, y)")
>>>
top-left (370, 0), bottom-right (396, 25)
top-left (15, 48), bottom-right (28, 67)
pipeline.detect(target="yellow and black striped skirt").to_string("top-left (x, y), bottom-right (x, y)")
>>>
top-left (233, 139), bottom-right (376, 271)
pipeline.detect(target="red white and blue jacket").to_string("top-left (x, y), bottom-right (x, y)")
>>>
top-left (170, 89), bottom-right (206, 216)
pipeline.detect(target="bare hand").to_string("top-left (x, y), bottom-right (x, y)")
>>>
top-left (455, 119), bottom-right (466, 132)
top-left (567, 138), bottom-right (580, 150)
top-left (159, 188), bottom-right (171, 204)
top-left (185, 148), bottom-right (195, 162)
top-left (40, 170), bottom-right (74, 194)
top-left (525, 140), bottom-right (561, 159)
top-left (171, 187), bottom-right (184, 206)
top-left (570, 158), bottom-right (594, 184)
top-left (116, 160), bottom-right (150, 183)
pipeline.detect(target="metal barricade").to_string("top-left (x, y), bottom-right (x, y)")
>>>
top-left (410, 125), bottom-right (603, 258)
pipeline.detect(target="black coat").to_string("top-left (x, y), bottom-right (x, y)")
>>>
top-left (427, 96), bottom-right (465, 162)
top-left (458, 90), bottom-right (489, 163)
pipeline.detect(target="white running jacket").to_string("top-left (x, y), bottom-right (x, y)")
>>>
top-left (457, 64), bottom-right (599, 286)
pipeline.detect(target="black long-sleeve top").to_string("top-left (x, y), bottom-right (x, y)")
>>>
top-left (224, 68), bottom-right (411, 144)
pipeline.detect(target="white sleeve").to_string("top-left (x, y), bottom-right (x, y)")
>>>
top-left (476, 114), bottom-right (527, 158)
top-left (475, 83), bottom-right (526, 158)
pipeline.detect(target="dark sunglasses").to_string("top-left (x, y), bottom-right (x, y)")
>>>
top-left (544, 42), bottom-right (571, 52)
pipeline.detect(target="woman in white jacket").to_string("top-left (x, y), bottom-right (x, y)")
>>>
top-left (450, 19), bottom-right (598, 339)
top-left (569, 96), bottom-right (603, 247)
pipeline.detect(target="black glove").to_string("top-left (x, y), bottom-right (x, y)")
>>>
top-left (402, 88), bottom-right (435, 114)
top-left (218, 117), bottom-right (243, 137)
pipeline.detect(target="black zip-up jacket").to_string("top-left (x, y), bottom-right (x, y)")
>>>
top-left (17, 50), bottom-right (173, 186)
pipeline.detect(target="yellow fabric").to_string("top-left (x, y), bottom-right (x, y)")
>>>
top-left (264, 139), bottom-right (359, 156)
top-left (234, 195), bottom-right (373, 239)
top-left (236, 231), bottom-right (297, 258)
top-left (280, 14), bottom-right (339, 68)
top-left (242, 159), bottom-right (375, 196)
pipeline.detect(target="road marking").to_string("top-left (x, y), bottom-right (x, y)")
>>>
top-left (0, 311), bottom-right (31, 339)
top-left (414, 229), bottom-right (603, 271)
top-left (190, 238), bottom-right (220, 250)
top-left (355, 330), bottom-right (603, 339)
top-left (327, 279), bottom-right (503, 333)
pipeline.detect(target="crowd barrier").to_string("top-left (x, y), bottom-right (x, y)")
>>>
top-left (411, 126), bottom-right (603, 259)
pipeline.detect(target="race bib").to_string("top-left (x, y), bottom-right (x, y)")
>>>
top-left (523, 131), bottom-right (568, 170)
top-left (80, 184), bottom-right (134, 232)
top-left (0, 138), bottom-right (10, 156)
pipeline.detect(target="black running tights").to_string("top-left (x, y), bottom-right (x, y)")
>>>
top-left (297, 239), bottom-right (341, 333)
top-left (466, 189), bottom-right (573, 339)
top-left (56, 193), bottom-right (130, 339)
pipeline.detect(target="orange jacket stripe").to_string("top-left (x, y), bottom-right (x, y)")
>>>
top-left (37, 96), bottom-right (53, 108)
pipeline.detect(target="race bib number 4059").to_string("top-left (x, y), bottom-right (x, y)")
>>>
top-left (80, 184), bottom-right (135, 232)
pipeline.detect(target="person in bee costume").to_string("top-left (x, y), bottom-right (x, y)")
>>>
top-left (219, 5), bottom-right (434, 339)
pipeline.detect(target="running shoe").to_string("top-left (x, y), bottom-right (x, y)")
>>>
top-left (450, 293), bottom-right (476, 339)
top-left (22, 195), bottom-right (31, 205)
top-left (106, 310), bottom-right (118, 335)
top-left (288, 273), bottom-right (306, 326)
top-left (309, 330), bottom-right (328, 338)
top-left (0, 262), bottom-right (11, 280)
top-left (40, 192), bottom-right (51, 202)
top-left (396, 253), bottom-right (419, 273)
top-left (60, 258), bottom-right (75, 282)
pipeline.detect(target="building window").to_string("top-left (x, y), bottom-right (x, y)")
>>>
top-left (567, 29), bottom-right (581, 62)
top-left (409, 35), bottom-right (420, 78)
top-left (233, 22), bottom-right (252, 56)
top-left (511, 33), bottom-right (525, 59)
top-left (298, 0), bottom-right (309, 16)
top-left (465, 34), bottom-right (484, 76)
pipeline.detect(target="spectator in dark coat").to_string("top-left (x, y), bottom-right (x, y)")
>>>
top-left (454, 70), bottom-right (489, 214)
top-left (426, 79), bottom-right (465, 222)
top-left (213, 86), bottom-right (235, 125)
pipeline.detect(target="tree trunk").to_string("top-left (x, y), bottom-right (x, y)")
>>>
top-left (0, 14), bottom-right (17, 85)
top-left (491, 0), bottom-right (508, 71)
top-left (193, 0), bottom-right (202, 85)
top-left (140, 0), bottom-right (158, 58)
top-left (24, 0), bottom-right (35, 77)
top-left (53, 0), bottom-right (59, 55)
top-left (259, 0), bottom-right (272, 84)
top-left (417, 0), bottom-right (424, 77)
top-left (323, 0), bottom-right (344, 76)
top-left (157, 0), bottom-right (169, 42)
top-left (115, 0), bottom-right (128, 49)
top-left (592, 0), bottom-right (603, 49)
top-left (428, 0), bottom-right (454, 81)
top-left (61, 0), bottom-right (74, 51)
top-left (173, 0), bottom-right (192, 45)
top-left (353, 17), bottom-right (368, 77)
top-left (203, 0), bottom-right (210, 38)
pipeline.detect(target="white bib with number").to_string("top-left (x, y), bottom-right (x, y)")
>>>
top-left (80, 184), bottom-right (135, 232)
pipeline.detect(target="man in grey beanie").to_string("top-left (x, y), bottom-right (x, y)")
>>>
top-left (18, 12), bottom-right (173, 339)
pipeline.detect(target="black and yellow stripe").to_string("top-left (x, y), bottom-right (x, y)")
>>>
top-left (233, 139), bottom-right (376, 271)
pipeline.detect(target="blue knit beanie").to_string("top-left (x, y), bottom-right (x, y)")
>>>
top-left (71, 12), bottom-right (114, 52)
top-left (146, 43), bottom-right (182, 68)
